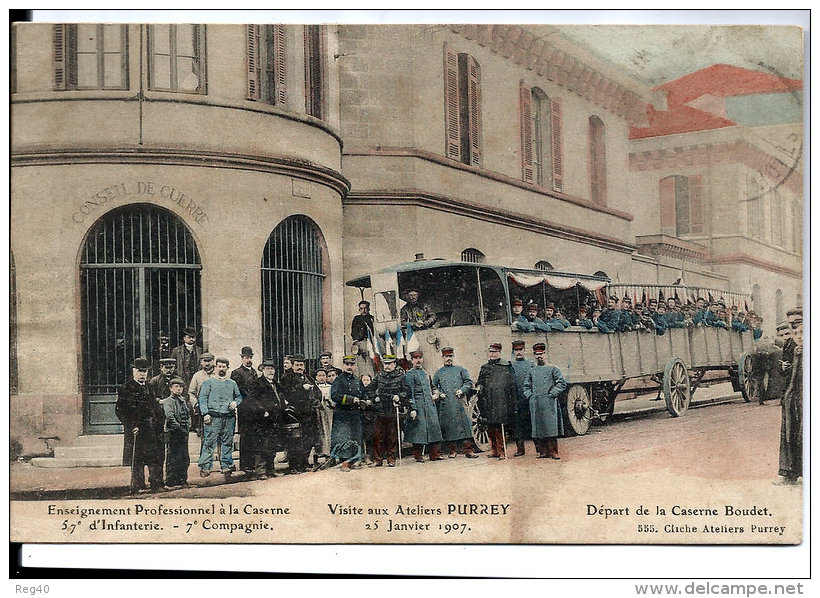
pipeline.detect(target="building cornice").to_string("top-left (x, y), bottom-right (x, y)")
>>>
top-left (344, 189), bottom-right (638, 254)
top-left (706, 254), bottom-right (802, 279)
top-left (449, 24), bottom-right (647, 124)
top-left (343, 146), bottom-right (634, 222)
top-left (11, 146), bottom-right (351, 197)
top-left (635, 234), bottom-right (709, 263)
top-left (629, 139), bottom-right (802, 196)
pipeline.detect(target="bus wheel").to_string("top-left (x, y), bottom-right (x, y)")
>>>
top-left (663, 358), bottom-right (691, 417)
top-left (468, 397), bottom-right (491, 452)
top-left (563, 384), bottom-right (591, 436)
top-left (738, 353), bottom-right (759, 403)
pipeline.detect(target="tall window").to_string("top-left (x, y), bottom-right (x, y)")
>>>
top-left (775, 289), bottom-right (784, 323)
top-left (53, 24), bottom-right (128, 90)
top-left (149, 24), bottom-right (206, 93)
top-left (520, 84), bottom-right (563, 190)
top-left (746, 176), bottom-right (764, 240)
top-left (770, 189), bottom-right (783, 247)
top-left (660, 175), bottom-right (703, 236)
top-left (444, 43), bottom-right (482, 167)
top-left (588, 116), bottom-right (607, 205)
top-left (304, 25), bottom-right (326, 119)
top-left (246, 25), bottom-right (286, 106)
top-left (461, 248), bottom-right (486, 264)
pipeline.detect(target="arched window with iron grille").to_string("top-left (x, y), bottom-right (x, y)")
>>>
top-left (80, 204), bottom-right (202, 433)
top-left (261, 215), bottom-right (328, 373)
top-left (535, 260), bottom-right (553, 271)
top-left (461, 248), bottom-right (485, 264)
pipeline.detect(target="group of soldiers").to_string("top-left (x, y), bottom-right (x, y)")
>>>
top-left (513, 295), bottom-right (765, 339)
top-left (116, 321), bottom-right (569, 492)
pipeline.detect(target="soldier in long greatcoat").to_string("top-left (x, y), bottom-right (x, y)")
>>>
top-left (116, 357), bottom-right (166, 494)
top-left (432, 347), bottom-right (477, 458)
top-left (475, 342), bottom-right (516, 459)
top-left (509, 339), bottom-right (534, 456)
top-left (404, 350), bottom-right (444, 462)
top-left (329, 355), bottom-right (367, 471)
top-left (524, 343), bottom-right (568, 460)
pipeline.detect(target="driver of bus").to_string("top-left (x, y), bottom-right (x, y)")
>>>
top-left (400, 289), bottom-right (437, 331)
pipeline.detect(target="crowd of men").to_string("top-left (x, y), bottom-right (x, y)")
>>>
top-left (115, 326), bottom-right (568, 493)
top-left (513, 295), bottom-right (765, 339)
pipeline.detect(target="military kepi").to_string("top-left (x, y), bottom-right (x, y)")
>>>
top-left (441, 347), bottom-right (454, 356)
top-left (511, 339), bottom-right (525, 349)
top-left (381, 354), bottom-right (397, 363)
top-left (533, 343), bottom-right (546, 354)
top-left (489, 342), bottom-right (502, 351)
top-left (409, 349), bottom-right (424, 358)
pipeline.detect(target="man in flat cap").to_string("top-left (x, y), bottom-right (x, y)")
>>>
top-left (366, 354), bottom-right (410, 466)
top-left (400, 289), bottom-right (437, 331)
top-left (188, 352), bottom-right (216, 437)
top-left (162, 377), bottom-right (192, 488)
top-left (329, 355), bottom-right (368, 471)
top-left (148, 358), bottom-right (177, 402)
top-left (116, 357), bottom-right (166, 494)
top-left (509, 339), bottom-right (534, 456)
top-left (232, 346), bottom-right (261, 477)
top-left (524, 343), bottom-right (567, 459)
top-left (279, 355), bottom-right (322, 473)
top-left (476, 343), bottom-right (516, 459)
top-left (198, 357), bottom-right (242, 478)
top-left (433, 347), bottom-right (477, 458)
top-left (171, 326), bottom-right (202, 389)
top-left (404, 349), bottom-right (444, 462)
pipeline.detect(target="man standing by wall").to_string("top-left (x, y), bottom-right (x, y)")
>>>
top-left (171, 327), bottom-right (202, 389)
top-left (525, 342), bottom-right (568, 460)
top-left (404, 349), bottom-right (444, 462)
top-left (433, 347), bottom-right (477, 459)
top-left (509, 339), bottom-right (534, 457)
top-left (197, 357), bottom-right (242, 478)
top-left (231, 346), bottom-right (259, 477)
top-left (476, 342), bottom-right (516, 459)
top-left (116, 357), bottom-right (166, 494)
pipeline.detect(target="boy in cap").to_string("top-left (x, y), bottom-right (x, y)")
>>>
top-left (163, 377), bottom-right (192, 488)
top-left (366, 354), bottom-right (410, 466)
top-left (404, 349), bottom-right (444, 462)
top-left (432, 347), bottom-right (477, 458)
top-left (524, 343), bottom-right (567, 459)
top-left (476, 343), bottom-right (516, 459)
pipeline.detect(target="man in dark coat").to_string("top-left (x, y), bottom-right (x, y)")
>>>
top-left (170, 326), bottom-right (202, 389)
top-left (475, 342), bottom-right (516, 459)
top-left (330, 355), bottom-right (368, 471)
top-left (148, 358), bottom-right (177, 401)
top-left (400, 289), bottom-right (437, 330)
top-left (509, 339), bottom-right (534, 456)
top-left (351, 300), bottom-right (376, 376)
top-left (404, 349), bottom-right (444, 462)
top-left (116, 357), bottom-right (166, 494)
top-left (231, 346), bottom-right (260, 476)
top-left (279, 355), bottom-right (322, 473)
top-left (242, 359), bottom-right (288, 478)
top-left (366, 354), bottom-right (410, 466)
top-left (524, 343), bottom-right (568, 459)
top-left (779, 310), bottom-right (802, 484)
top-left (315, 351), bottom-right (342, 378)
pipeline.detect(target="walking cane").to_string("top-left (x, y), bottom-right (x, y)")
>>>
top-left (130, 428), bottom-right (139, 492)
top-left (501, 423), bottom-right (507, 459)
top-left (395, 405), bottom-right (402, 464)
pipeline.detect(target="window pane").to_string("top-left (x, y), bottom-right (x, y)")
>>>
top-left (152, 25), bottom-right (170, 55)
top-left (102, 24), bottom-right (122, 53)
top-left (153, 55), bottom-right (171, 89)
top-left (176, 25), bottom-right (195, 57)
top-left (77, 24), bottom-right (98, 53)
top-left (176, 57), bottom-right (200, 90)
top-left (103, 54), bottom-right (123, 88)
top-left (479, 268), bottom-right (507, 323)
top-left (76, 54), bottom-right (98, 88)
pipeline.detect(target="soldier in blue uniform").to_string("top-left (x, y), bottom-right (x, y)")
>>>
top-left (620, 296), bottom-right (639, 331)
top-left (665, 298), bottom-right (686, 329)
top-left (432, 347), bottom-right (477, 458)
top-left (599, 295), bottom-right (624, 333)
top-left (511, 299), bottom-right (532, 332)
top-left (404, 350), bottom-right (444, 462)
top-left (703, 301), bottom-right (729, 329)
top-left (329, 354), bottom-right (367, 471)
top-left (576, 306), bottom-right (594, 329)
top-left (523, 303), bottom-right (550, 332)
top-left (509, 339), bottom-right (535, 456)
top-left (543, 303), bottom-right (568, 331)
top-left (524, 343), bottom-right (568, 460)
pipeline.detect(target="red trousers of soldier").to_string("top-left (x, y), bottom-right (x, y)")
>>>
top-left (534, 437), bottom-right (560, 458)
top-left (445, 440), bottom-right (475, 456)
top-left (372, 416), bottom-right (398, 463)
top-left (487, 423), bottom-right (508, 458)
top-left (413, 442), bottom-right (441, 461)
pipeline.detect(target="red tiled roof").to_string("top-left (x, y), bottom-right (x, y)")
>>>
top-left (630, 104), bottom-right (736, 139)
top-left (656, 64), bottom-right (802, 108)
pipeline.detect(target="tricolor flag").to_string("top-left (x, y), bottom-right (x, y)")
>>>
top-left (383, 328), bottom-right (395, 356)
top-left (395, 325), bottom-right (404, 359)
top-left (405, 321), bottom-right (420, 354)
top-left (366, 327), bottom-right (381, 372)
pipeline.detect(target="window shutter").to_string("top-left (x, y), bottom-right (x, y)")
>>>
top-left (443, 43), bottom-right (461, 161)
top-left (246, 25), bottom-right (260, 100)
top-left (53, 24), bottom-right (67, 90)
top-left (550, 97), bottom-right (563, 192)
top-left (519, 81), bottom-right (534, 183)
top-left (274, 24), bottom-right (287, 106)
top-left (688, 175), bottom-right (703, 234)
top-left (659, 176), bottom-right (676, 233)
top-left (588, 117), bottom-right (607, 205)
top-left (466, 55), bottom-right (482, 167)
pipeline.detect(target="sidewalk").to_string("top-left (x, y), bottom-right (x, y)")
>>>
top-left (10, 383), bottom-right (745, 499)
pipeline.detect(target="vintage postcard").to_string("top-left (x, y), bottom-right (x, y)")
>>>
top-left (9, 12), bottom-right (806, 564)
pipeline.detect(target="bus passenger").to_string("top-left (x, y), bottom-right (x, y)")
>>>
top-left (543, 303), bottom-right (567, 331)
top-left (693, 297), bottom-right (708, 326)
top-left (599, 296), bottom-right (624, 332)
top-left (652, 303), bottom-right (668, 335)
top-left (524, 303), bottom-right (550, 332)
top-left (665, 298), bottom-right (686, 329)
top-left (400, 289), bottom-right (437, 331)
top-left (576, 306), bottom-right (594, 329)
top-left (511, 299), bottom-right (532, 332)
